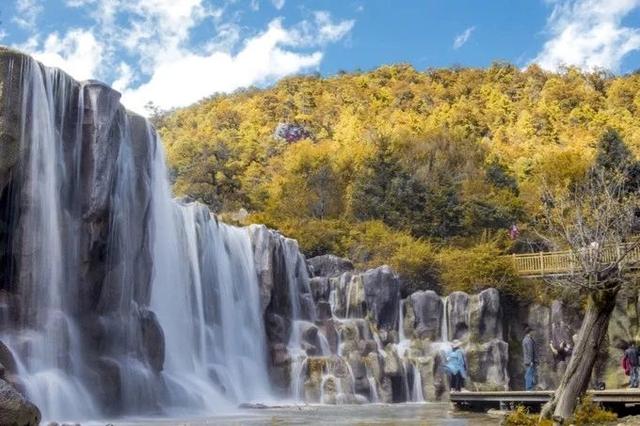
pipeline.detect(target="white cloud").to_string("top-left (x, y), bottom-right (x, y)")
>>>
top-left (112, 62), bottom-right (133, 92)
top-left (271, 0), bottom-right (285, 10)
top-left (15, 1), bottom-right (354, 115)
top-left (30, 29), bottom-right (104, 81)
top-left (453, 26), bottom-right (475, 49)
top-left (121, 19), bottom-right (324, 113)
top-left (14, 0), bottom-right (43, 29)
top-left (532, 0), bottom-right (640, 71)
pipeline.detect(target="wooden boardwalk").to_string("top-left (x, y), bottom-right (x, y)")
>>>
top-left (507, 243), bottom-right (640, 278)
top-left (451, 390), bottom-right (640, 411)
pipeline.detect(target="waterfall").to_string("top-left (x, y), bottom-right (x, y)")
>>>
top-left (0, 51), bottom-right (271, 421)
top-left (440, 296), bottom-right (449, 342)
top-left (411, 363), bottom-right (424, 403)
top-left (396, 299), bottom-right (410, 357)
top-left (0, 57), bottom-right (100, 421)
top-left (366, 366), bottom-right (379, 403)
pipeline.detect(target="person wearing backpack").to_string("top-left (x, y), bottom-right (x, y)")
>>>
top-left (624, 341), bottom-right (640, 388)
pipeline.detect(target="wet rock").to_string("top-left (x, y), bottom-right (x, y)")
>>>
top-left (0, 48), bottom-right (29, 194)
top-left (0, 340), bottom-right (17, 377)
top-left (447, 291), bottom-right (470, 341)
top-left (81, 81), bottom-right (123, 220)
top-left (308, 255), bottom-right (354, 278)
top-left (469, 288), bottom-right (502, 342)
top-left (139, 308), bottom-right (165, 372)
top-left (410, 290), bottom-right (443, 341)
top-left (300, 322), bottom-right (322, 356)
top-left (383, 345), bottom-right (402, 376)
top-left (265, 313), bottom-right (289, 344)
top-left (95, 356), bottom-right (123, 414)
top-left (321, 375), bottom-right (337, 404)
top-left (401, 298), bottom-right (416, 339)
top-left (0, 378), bottom-right (40, 426)
top-left (316, 301), bottom-right (332, 321)
top-left (362, 266), bottom-right (400, 331)
top-left (248, 225), bottom-right (278, 314)
top-left (319, 320), bottom-right (339, 354)
top-left (379, 376), bottom-right (393, 403)
top-left (310, 277), bottom-right (331, 302)
top-left (465, 339), bottom-right (509, 391)
top-left (269, 343), bottom-right (291, 394)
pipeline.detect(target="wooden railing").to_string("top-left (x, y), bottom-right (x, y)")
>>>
top-left (508, 242), bottom-right (640, 277)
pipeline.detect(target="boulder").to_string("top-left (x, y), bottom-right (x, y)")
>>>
top-left (0, 340), bottom-right (17, 377)
top-left (309, 277), bottom-right (331, 303)
top-left (308, 255), bottom-right (354, 278)
top-left (469, 288), bottom-right (502, 342)
top-left (265, 313), bottom-right (289, 345)
top-left (410, 290), bottom-right (443, 341)
top-left (362, 266), bottom-right (400, 331)
top-left (465, 339), bottom-right (509, 391)
top-left (321, 375), bottom-right (337, 404)
top-left (0, 378), bottom-right (40, 426)
top-left (139, 308), bottom-right (165, 372)
top-left (316, 301), bottom-right (332, 321)
top-left (95, 356), bottom-right (123, 414)
top-left (447, 291), bottom-right (470, 341)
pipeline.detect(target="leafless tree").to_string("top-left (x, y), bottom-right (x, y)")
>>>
top-left (538, 170), bottom-right (640, 423)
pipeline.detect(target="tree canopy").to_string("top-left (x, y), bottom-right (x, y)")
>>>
top-left (156, 63), bottom-right (640, 293)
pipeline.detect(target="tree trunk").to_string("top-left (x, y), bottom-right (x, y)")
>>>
top-left (540, 287), bottom-right (618, 424)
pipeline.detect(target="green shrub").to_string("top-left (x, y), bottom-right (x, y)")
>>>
top-left (570, 396), bottom-right (617, 425)
top-left (502, 406), bottom-right (553, 426)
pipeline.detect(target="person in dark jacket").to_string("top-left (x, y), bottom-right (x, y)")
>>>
top-left (625, 341), bottom-right (640, 388)
top-left (522, 325), bottom-right (537, 391)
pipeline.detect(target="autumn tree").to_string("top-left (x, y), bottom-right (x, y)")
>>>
top-left (539, 130), bottom-right (640, 423)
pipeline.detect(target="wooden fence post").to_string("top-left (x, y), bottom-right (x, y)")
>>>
top-left (539, 252), bottom-right (544, 276)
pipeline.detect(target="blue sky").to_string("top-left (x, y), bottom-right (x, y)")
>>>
top-left (3, 0), bottom-right (640, 114)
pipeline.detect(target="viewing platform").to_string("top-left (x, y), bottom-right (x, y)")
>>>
top-left (506, 242), bottom-right (640, 278)
top-left (450, 390), bottom-right (640, 412)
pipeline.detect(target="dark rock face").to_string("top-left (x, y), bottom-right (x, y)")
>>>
top-left (0, 49), bottom-right (27, 196)
top-left (140, 309), bottom-right (165, 372)
top-left (0, 378), bottom-right (40, 426)
top-left (309, 277), bottom-right (330, 302)
top-left (0, 47), bottom-right (163, 417)
top-left (470, 288), bottom-right (503, 342)
top-left (362, 266), bottom-right (400, 331)
top-left (465, 339), bottom-right (509, 391)
top-left (308, 255), bottom-right (354, 278)
top-left (410, 290), bottom-right (443, 340)
top-left (447, 292), bottom-right (470, 341)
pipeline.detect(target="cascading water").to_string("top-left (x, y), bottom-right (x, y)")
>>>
top-left (0, 49), bottom-right (271, 421)
top-left (411, 363), bottom-right (424, 402)
top-left (440, 296), bottom-right (449, 342)
top-left (149, 150), bottom-right (273, 412)
top-left (0, 56), bottom-right (99, 422)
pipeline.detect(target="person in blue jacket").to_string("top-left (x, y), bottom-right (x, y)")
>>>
top-left (445, 339), bottom-right (467, 392)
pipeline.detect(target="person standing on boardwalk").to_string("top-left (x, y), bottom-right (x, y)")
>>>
top-left (445, 340), bottom-right (467, 392)
top-left (522, 325), bottom-right (537, 391)
top-left (624, 341), bottom-right (640, 388)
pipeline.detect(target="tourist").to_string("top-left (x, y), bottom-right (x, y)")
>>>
top-left (522, 325), bottom-right (537, 391)
top-left (549, 339), bottom-right (573, 376)
top-left (445, 339), bottom-right (467, 392)
top-left (624, 341), bottom-right (640, 388)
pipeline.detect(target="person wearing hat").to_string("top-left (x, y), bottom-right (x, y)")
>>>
top-left (445, 340), bottom-right (467, 392)
top-left (522, 325), bottom-right (538, 391)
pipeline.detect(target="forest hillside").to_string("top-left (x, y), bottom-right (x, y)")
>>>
top-left (155, 63), bottom-right (640, 296)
